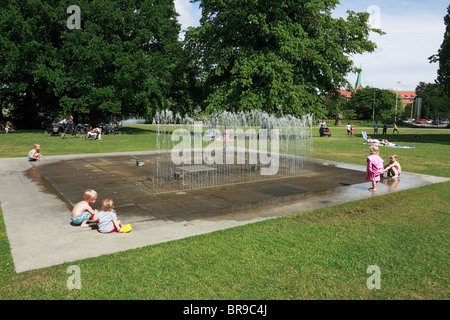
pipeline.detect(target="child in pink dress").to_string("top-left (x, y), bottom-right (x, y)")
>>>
top-left (366, 146), bottom-right (384, 191)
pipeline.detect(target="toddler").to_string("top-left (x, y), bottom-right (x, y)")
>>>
top-left (28, 143), bottom-right (43, 161)
top-left (366, 146), bottom-right (384, 192)
top-left (71, 189), bottom-right (99, 227)
top-left (93, 199), bottom-right (123, 233)
top-left (384, 154), bottom-right (401, 178)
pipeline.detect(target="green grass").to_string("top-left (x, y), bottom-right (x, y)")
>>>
top-left (0, 125), bottom-right (449, 299)
top-left (312, 126), bottom-right (450, 178)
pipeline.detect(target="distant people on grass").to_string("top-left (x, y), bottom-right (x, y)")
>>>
top-left (86, 127), bottom-right (102, 140)
top-left (393, 123), bottom-right (399, 134)
top-left (373, 122), bottom-right (378, 135)
top-left (382, 123), bottom-right (388, 136)
top-left (5, 121), bottom-right (13, 133)
top-left (346, 123), bottom-right (351, 135)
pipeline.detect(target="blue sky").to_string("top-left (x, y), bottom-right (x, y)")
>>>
top-left (174, 0), bottom-right (448, 91)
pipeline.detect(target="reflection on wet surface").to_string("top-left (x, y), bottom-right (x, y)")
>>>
top-left (29, 154), bottom-right (366, 223)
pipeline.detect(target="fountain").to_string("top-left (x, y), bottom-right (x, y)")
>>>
top-left (139, 109), bottom-right (315, 194)
top-left (27, 108), bottom-right (368, 226)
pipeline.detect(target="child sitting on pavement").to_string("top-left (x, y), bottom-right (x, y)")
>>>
top-left (384, 154), bottom-right (402, 178)
top-left (93, 198), bottom-right (123, 233)
top-left (71, 189), bottom-right (99, 227)
top-left (28, 143), bottom-right (43, 161)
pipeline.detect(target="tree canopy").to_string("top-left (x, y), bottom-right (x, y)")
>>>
top-left (415, 82), bottom-right (450, 120)
top-left (184, 0), bottom-right (383, 117)
top-left (1, 0), bottom-right (386, 127)
top-left (0, 0), bottom-right (181, 127)
top-left (346, 87), bottom-right (401, 121)
top-left (430, 5), bottom-right (450, 97)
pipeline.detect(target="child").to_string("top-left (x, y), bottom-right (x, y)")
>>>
top-left (71, 189), bottom-right (99, 227)
top-left (366, 146), bottom-right (384, 192)
top-left (350, 124), bottom-right (354, 136)
top-left (5, 121), bottom-right (13, 133)
top-left (93, 199), bottom-right (123, 233)
top-left (384, 154), bottom-right (401, 178)
top-left (28, 143), bottom-right (43, 161)
top-left (346, 123), bottom-right (351, 135)
top-left (393, 123), bottom-right (399, 134)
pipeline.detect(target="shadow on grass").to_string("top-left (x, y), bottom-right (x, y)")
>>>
top-left (353, 132), bottom-right (450, 146)
top-left (120, 126), bottom-right (158, 135)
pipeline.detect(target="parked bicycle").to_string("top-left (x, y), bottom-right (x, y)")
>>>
top-left (100, 121), bottom-right (122, 135)
top-left (42, 120), bottom-right (65, 136)
top-left (61, 122), bottom-right (87, 139)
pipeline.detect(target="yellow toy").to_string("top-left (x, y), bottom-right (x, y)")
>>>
top-left (119, 224), bottom-right (132, 233)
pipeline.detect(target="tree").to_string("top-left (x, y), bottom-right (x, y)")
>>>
top-left (429, 5), bottom-right (450, 97)
top-left (325, 93), bottom-right (357, 120)
top-left (0, 0), bottom-right (181, 127)
top-left (415, 82), bottom-right (450, 120)
top-left (185, 0), bottom-right (383, 117)
top-left (346, 87), bottom-right (399, 120)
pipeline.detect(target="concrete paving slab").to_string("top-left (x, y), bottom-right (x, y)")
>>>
top-left (0, 151), bottom-right (448, 273)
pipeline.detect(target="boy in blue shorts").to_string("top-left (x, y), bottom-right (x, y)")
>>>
top-left (71, 189), bottom-right (99, 227)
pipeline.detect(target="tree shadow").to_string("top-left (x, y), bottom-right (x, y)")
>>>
top-left (120, 126), bottom-right (158, 135)
top-left (362, 133), bottom-right (450, 146)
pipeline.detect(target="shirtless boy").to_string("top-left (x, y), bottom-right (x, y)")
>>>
top-left (71, 189), bottom-right (99, 227)
top-left (28, 143), bottom-right (43, 161)
top-left (384, 154), bottom-right (402, 178)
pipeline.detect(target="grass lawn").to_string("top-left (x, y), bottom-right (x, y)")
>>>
top-left (0, 125), bottom-right (448, 300)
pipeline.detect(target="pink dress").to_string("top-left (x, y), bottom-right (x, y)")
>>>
top-left (366, 155), bottom-right (384, 182)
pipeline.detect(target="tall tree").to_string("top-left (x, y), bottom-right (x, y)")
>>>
top-left (429, 5), bottom-right (450, 97)
top-left (415, 82), bottom-right (450, 120)
top-left (0, 0), bottom-right (181, 127)
top-left (346, 87), bottom-right (399, 120)
top-left (185, 0), bottom-right (383, 117)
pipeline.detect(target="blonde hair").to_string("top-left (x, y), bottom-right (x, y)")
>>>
top-left (369, 146), bottom-right (379, 155)
top-left (83, 189), bottom-right (98, 201)
top-left (390, 154), bottom-right (397, 160)
top-left (34, 143), bottom-right (41, 148)
top-left (102, 198), bottom-right (114, 211)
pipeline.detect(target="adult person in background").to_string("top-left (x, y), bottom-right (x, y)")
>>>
top-left (346, 123), bottom-right (351, 135)
top-left (393, 123), bottom-right (399, 134)
top-left (382, 123), bottom-right (388, 136)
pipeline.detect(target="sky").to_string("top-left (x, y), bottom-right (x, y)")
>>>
top-left (174, 0), bottom-right (448, 92)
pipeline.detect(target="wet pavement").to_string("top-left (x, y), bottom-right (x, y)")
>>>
top-left (0, 151), bottom-right (448, 273)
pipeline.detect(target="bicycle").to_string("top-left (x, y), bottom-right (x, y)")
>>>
top-left (101, 121), bottom-right (122, 135)
top-left (61, 123), bottom-right (86, 139)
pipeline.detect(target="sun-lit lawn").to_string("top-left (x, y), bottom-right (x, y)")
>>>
top-left (0, 125), bottom-right (448, 300)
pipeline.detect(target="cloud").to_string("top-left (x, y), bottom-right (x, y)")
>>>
top-left (352, 13), bottom-right (444, 90)
top-left (173, 0), bottom-right (447, 90)
top-left (341, 0), bottom-right (447, 90)
top-left (174, 0), bottom-right (201, 39)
